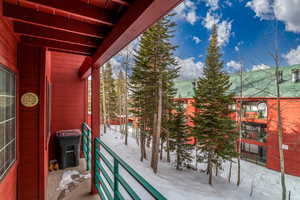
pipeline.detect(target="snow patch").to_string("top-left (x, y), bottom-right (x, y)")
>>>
top-left (100, 126), bottom-right (300, 200)
top-left (57, 170), bottom-right (91, 191)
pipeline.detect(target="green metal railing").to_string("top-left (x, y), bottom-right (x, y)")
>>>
top-left (95, 138), bottom-right (167, 200)
top-left (82, 122), bottom-right (91, 171)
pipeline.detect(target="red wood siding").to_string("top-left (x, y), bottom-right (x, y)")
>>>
top-left (50, 52), bottom-right (87, 159)
top-left (179, 97), bottom-right (300, 177)
top-left (0, 1), bottom-right (19, 199)
top-left (266, 99), bottom-right (300, 176)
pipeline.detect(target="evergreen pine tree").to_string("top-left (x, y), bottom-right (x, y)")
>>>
top-left (169, 100), bottom-right (193, 170)
top-left (130, 14), bottom-right (179, 172)
top-left (191, 25), bottom-right (238, 185)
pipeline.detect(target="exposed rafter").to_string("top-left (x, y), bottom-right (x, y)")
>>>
top-left (112, 0), bottom-right (130, 6)
top-left (25, 0), bottom-right (116, 26)
top-left (21, 36), bottom-right (96, 56)
top-left (14, 22), bottom-right (101, 47)
top-left (3, 3), bottom-right (108, 38)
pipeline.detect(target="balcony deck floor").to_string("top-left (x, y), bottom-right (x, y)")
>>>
top-left (47, 159), bottom-right (99, 200)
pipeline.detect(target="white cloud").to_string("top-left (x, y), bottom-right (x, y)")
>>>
top-left (192, 36), bottom-right (202, 44)
top-left (224, 0), bottom-right (233, 7)
top-left (202, 12), bottom-right (232, 46)
top-left (273, 0), bottom-right (300, 33)
top-left (284, 45), bottom-right (300, 65)
top-left (217, 20), bottom-right (232, 47)
top-left (205, 0), bottom-right (219, 11)
top-left (203, 11), bottom-right (220, 30)
top-left (246, 0), bottom-right (273, 20)
top-left (174, 0), bottom-right (198, 25)
top-left (109, 58), bottom-right (122, 78)
top-left (234, 41), bottom-right (244, 52)
top-left (226, 60), bottom-right (242, 70)
top-left (251, 64), bottom-right (270, 71)
top-left (119, 36), bottom-right (140, 56)
top-left (246, 0), bottom-right (300, 33)
top-left (176, 57), bottom-right (204, 80)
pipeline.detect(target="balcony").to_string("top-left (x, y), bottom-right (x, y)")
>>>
top-left (241, 101), bottom-right (267, 123)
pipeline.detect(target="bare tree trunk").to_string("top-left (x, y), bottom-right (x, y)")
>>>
top-left (237, 65), bottom-right (243, 186)
top-left (195, 147), bottom-right (198, 171)
top-left (151, 79), bottom-right (163, 173)
top-left (124, 52), bottom-right (129, 145)
top-left (101, 67), bottom-right (107, 134)
top-left (160, 140), bottom-right (164, 160)
top-left (135, 126), bottom-right (140, 146)
top-left (176, 145), bottom-right (180, 170)
top-left (228, 160), bottom-right (232, 183)
top-left (208, 152), bottom-right (213, 185)
top-left (140, 123), bottom-right (146, 161)
top-left (275, 57), bottom-right (287, 200)
top-left (166, 131), bottom-right (170, 163)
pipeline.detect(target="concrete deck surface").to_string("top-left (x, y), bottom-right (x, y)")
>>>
top-left (47, 159), bottom-right (99, 200)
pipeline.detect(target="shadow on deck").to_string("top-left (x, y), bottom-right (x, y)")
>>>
top-left (47, 159), bottom-right (99, 200)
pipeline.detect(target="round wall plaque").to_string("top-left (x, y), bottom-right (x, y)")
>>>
top-left (21, 92), bottom-right (39, 107)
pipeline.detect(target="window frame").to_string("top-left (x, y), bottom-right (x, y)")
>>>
top-left (0, 64), bottom-right (17, 181)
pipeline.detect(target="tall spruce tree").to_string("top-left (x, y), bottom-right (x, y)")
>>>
top-left (130, 14), bottom-right (179, 173)
top-left (169, 100), bottom-right (193, 170)
top-left (191, 25), bottom-right (238, 185)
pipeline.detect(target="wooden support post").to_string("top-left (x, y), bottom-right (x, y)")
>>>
top-left (91, 65), bottom-right (100, 195)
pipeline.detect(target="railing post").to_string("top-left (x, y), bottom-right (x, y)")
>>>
top-left (91, 66), bottom-right (100, 195)
top-left (114, 158), bottom-right (119, 200)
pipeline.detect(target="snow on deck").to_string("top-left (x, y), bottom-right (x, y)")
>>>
top-left (100, 126), bottom-right (300, 200)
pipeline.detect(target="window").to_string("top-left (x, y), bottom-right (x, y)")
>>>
top-left (0, 65), bottom-right (16, 180)
top-left (241, 122), bottom-right (267, 142)
top-left (242, 101), bottom-right (267, 119)
top-left (241, 142), bottom-right (267, 164)
top-left (228, 104), bottom-right (236, 111)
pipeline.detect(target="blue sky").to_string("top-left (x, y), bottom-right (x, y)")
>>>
top-left (111, 0), bottom-right (300, 80)
top-left (170, 0), bottom-right (300, 80)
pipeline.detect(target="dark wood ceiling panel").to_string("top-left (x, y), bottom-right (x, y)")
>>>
top-left (25, 0), bottom-right (117, 25)
top-left (14, 22), bottom-right (102, 47)
top-left (21, 36), bottom-right (96, 56)
top-left (3, 3), bottom-right (109, 38)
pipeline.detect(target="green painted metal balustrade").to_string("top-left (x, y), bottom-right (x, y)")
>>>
top-left (95, 138), bottom-right (167, 200)
top-left (81, 122), bottom-right (167, 199)
top-left (82, 123), bottom-right (91, 171)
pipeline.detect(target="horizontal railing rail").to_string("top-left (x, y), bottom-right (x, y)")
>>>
top-left (82, 122), bottom-right (91, 171)
top-left (95, 137), bottom-right (167, 200)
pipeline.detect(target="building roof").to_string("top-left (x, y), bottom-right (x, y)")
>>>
top-left (175, 64), bottom-right (300, 98)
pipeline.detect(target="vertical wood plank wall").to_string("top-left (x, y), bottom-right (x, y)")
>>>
top-left (0, 1), bottom-right (19, 199)
top-left (50, 51), bottom-right (87, 160)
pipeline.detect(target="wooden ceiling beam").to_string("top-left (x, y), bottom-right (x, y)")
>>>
top-left (25, 0), bottom-right (116, 26)
top-left (112, 0), bottom-right (130, 6)
top-left (21, 36), bottom-right (96, 56)
top-left (14, 22), bottom-right (101, 47)
top-left (3, 3), bottom-right (108, 38)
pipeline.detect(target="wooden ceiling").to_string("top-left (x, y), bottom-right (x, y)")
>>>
top-left (2, 0), bottom-right (184, 78)
top-left (3, 0), bottom-right (132, 56)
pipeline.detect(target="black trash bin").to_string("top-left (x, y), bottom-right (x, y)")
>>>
top-left (56, 129), bottom-right (81, 169)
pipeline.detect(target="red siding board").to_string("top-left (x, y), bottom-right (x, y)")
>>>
top-left (50, 51), bottom-right (86, 160)
top-left (0, 1), bottom-right (19, 199)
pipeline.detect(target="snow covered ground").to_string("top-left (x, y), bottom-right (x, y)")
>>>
top-left (100, 126), bottom-right (300, 200)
